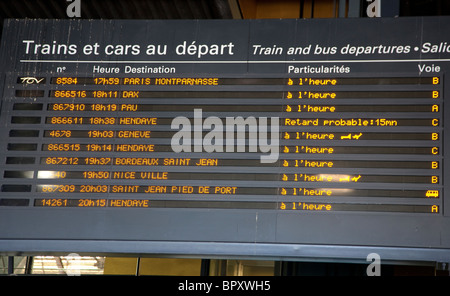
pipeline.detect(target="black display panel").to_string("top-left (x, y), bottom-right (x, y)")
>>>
top-left (0, 18), bottom-right (449, 263)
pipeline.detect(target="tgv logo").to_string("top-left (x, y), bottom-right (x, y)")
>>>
top-left (171, 109), bottom-right (279, 163)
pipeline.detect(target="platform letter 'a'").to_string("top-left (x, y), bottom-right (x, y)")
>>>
top-left (366, 253), bottom-right (381, 276)
top-left (67, 0), bottom-right (81, 18)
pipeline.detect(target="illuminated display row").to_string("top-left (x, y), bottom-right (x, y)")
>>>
top-left (5, 156), bottom-right (440, 169)
top-left (18, 76), bottom-right (440, 86)
top-left (9, 116), bottom-right (441, 127)
top-left (0, 197), bottom-right (440, 214)
top-left (0, 183), bottom-right (440, 199)
top-left (5, 144), bottom-right (442, 155)
top-left (15, 89), bottom-right (440, 99)
top-left (10, 130), bottom-right (441, 143)
top-left (11, 102), bottom-right (441, 113)
top-left (3, 170), bottom-right (440, 184)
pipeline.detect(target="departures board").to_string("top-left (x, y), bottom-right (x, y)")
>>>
top-left (0, 17), bottom-right (450, 263)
